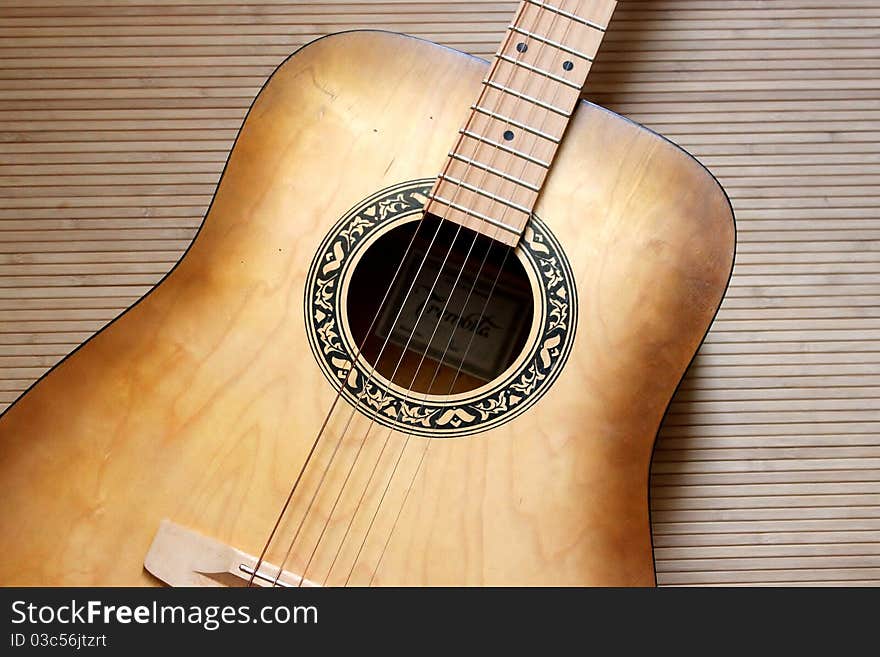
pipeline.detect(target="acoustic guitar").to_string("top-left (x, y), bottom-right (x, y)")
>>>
top-left (0, 0), bottom-right (734, 586)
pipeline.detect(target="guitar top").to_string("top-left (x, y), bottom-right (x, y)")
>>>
top-left (0, 1), bottom-right (734, 586)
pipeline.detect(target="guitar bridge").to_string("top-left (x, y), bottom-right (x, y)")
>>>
top-left (144, 520), bottom-right (319, 588)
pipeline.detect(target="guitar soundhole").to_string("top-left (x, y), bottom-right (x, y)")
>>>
top-left (346, 215), bottom-right (534, 396)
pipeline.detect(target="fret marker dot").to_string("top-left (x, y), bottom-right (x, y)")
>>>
top-left (516, 42), bottom-right (528, 53)
top-left (562, 61), bottom-right (574, 71)
top-left (503, 130), bottom-right (515, 141)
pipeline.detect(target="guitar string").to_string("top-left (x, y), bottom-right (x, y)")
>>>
top-left (365, 0), bottom-right (584, 586)
top-left (267, 0), bottom-right (582, 586)
top-left (332, 0), bottom-right (574, 586)
top-left (290, 1), bottom-right (555, 586)
top-left (247, 200), bottom-right (437, 585)
top-left (300, 212), bottom-right (489, 585)
top-left (250, 0), bottom-right (531, 584)
top-left (278, 1), bottom-right (539, 586)
top-left (261, 2), bottom-right (538, 586)
top-left (364, 0), bottom-right (586, 586)
top-left (320, 228), bottom-right (501, 586)
top-left (274, 220), bottom-right (469, 584)
top-left (340, 1), bottom-right (581, 586)
top-left (309, 1), bottom-right (567, 587)
top-left (342, 240), bottom-right (508, 587)
top-left (368, 241), bottom-right (511, 587)
top-left (267, 217), bottom-right (461, 586)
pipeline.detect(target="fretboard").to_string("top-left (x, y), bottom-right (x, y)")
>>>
top-left (425, 0), bottom-right (617, 246)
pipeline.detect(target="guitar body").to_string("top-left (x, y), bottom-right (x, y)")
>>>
top-left (0, 31), bottom-right (734, 586)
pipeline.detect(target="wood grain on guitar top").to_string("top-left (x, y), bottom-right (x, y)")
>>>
top-left (0, 31), bottom-right (734, 586)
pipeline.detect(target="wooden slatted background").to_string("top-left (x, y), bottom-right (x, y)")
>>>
top-left (1, 0), bottom-right (878, 586)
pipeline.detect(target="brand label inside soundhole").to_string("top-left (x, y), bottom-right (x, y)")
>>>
top-left (375, 246), bottom-right (532, 382)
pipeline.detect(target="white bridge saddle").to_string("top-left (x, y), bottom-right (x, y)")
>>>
top-left (145, 520), bottom-right (319, 588)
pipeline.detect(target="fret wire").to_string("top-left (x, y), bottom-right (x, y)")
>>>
top-left (525, 0), bottom-right (608, 32)
top-left (438, 173), bottom-right (533, 215)
top-left (459, 128), bottom-right (551, 168)
top-left (427, 194), bottom-right (524, 236)
top-left (447, 152), bottom-right (542, 193)
top-left (507, 25), bottom-right (594, 62)
top-left (470, 104), bottom-right (561, 143)
top-left (482, 79), bottom-right (571, 117)
top-left (497, 54), bottom-right (583, 91)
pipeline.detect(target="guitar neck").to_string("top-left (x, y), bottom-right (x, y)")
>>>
top-left (425, 0), bottom-right (617, 246)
